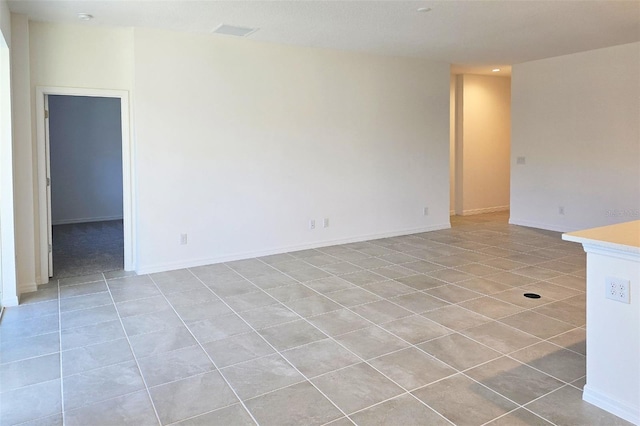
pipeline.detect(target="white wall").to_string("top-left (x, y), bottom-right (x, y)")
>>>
top-left (48, 95), bottom-right (123, 225)
top-left (10, 13), bottom-right (35, 294)
top-left (133, 28), bottom-right (450, 273)
top-left (449, 75), bottom-right (456, 214)
top-left (510, 42), bottom-right (640, 232)
top-left (21, 21), bottom-right (133, 284)
top-left (455, 74), bottom-right (511, 215)
top-left (0, 0), bottom-right (18, 306)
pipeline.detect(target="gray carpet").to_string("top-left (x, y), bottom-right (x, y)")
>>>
top-left (52, 220), bottom-right (124, 279)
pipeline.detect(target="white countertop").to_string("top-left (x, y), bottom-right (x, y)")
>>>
top-left (563, 220), bottom-right (640, 254)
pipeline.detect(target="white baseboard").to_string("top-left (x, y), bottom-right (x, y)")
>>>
top-left (460, 205), bottom-right (509, 216)
top-left (1, 294), bottom-right (19, 307)
top-left (583, 385), bottom-right (639, 425)
top-left (18, 281), bottom-right (38, 295)
top-left (508, 217), bottom-right (581, 233)
top-left (136, 223), bottom-right (451, 275)
top-left (52, 215), bottom-right (123, 225)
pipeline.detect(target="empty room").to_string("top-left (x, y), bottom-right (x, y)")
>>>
top-left (0, 1), bottom-right (639, 425)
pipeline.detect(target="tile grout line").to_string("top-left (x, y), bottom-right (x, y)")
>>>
top-left (99, 273), bottom-right (163, 425)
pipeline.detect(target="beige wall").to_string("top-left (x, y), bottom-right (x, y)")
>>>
top-left (454, 74), bottom-right (511, 215)
top-left (510, 42), bottom-right (640, 231)
top-left (10, 14), bottom-right (35, 293)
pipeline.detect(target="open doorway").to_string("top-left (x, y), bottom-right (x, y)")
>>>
top-left (36, 87), bottom-right (134, 283)
top-left (450, 73), bottom-right (511, 217)
top-left (48, 95), bottom-right (123, 278)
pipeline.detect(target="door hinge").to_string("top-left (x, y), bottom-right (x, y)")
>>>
top-left (46, 177), bottom-right (50, 186)
top-left (44, 110), bottom-right (49, 119)
top-left (48, 244), bottom-right (52, 253)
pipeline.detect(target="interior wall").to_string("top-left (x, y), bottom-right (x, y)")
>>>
top-left (10, 13), bottom-right (35, 294)
top-left (22, 21), bottom-right (133, 284)
top-left (510, 42), bottom-right (640, 232)
top-left (19, 22), bottom-right (451, 277)
top-left (457, 74), bottom-right (511, 215)
top-left (0, 0), bottom-right (18, 306)
top-left (133, 27), bottom-right (450, 273)
top-left (449, 74), bottom-right (455, 214)
top-left (48, 95), bottom-right (123, 225)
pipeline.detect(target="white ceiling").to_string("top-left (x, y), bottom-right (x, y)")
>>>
top-left (8, 0), bottom-right (640, 74)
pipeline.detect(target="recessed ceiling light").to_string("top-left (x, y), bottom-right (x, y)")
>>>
top-left (492, 68), bottom-right (501, 72)
top-left (417, 7), bottom-right (432, 13)
top-left (77, 13), bottom-right (93, 21)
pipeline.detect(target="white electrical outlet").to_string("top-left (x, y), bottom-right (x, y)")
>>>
top-left (180, 233), bottom-right (188, 245)
top-left (323, 218), bottom-right (329, 228)
top-left (605, 276), bottom-right (630, 303)
top-left (309, 219), bottom-right (316, 230)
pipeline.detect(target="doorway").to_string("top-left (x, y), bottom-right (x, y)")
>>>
top-left (36, 87), bottom-right (134, 282)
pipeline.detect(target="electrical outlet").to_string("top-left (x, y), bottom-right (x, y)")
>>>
top-left (309, 219), bottom-right (316, 230)
top-left (423, 207), bottom-right (429, 216)
top-left (605, 276), bottom-right (630, 303)
top-left (558, 206), bottom-right (565, 215)
top-left (323, 218), bottom-right (329, 228)
top-left (517, 156), bottom-right (526, 165)
top-left (180, 233), bottom-right (188, 245)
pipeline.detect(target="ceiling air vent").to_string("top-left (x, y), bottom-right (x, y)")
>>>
top-left (212, 24), bottom-right (258, 37)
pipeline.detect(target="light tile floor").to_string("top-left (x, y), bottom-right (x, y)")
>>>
top-left (0, 212), bottom-right (632, 425)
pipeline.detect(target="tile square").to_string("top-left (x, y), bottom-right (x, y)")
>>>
top-left (362, 280), bottom-right (415, 298)
top-left (349, 394), bottom-right (449, 425)
top-left (173, 300), bottom-right (233, 323)
top-left (115, 295), bottom-right (171, 318)
top-left (138, 345), bottom-right (215, 387)
top-left (511, 342), bottom-right (586, 382)
top-left (203, 332), bottom-right (275, 368)
top-left (307, 309), bottom-right (371, 336)
top-left (188, 314), bottom-right (253, 343)
top-left (224, 291), bottom-right (278, 312)
top-left (422, 305), bottom-right (491, 331)
top-left (149, 371), bottom-right (238, 424)
top-left (0, 332), bottom-right (59, 364)
top-left (245, 381), bottom-right (342, 426)
top-left (412, 374), bottom-right (517, 426)
top-left (390, 292), bottom-right (449, 314)
top-left (325, 287), bottom-right (382, 307)
top-left (548, 328), bottom-right (586, 355)
top-left (304, 276), bottom-right (355, 294)
top-left (351, 300), bottom-right (413, 323)
top-left (370, 347), bottom-right (456, 390)
top-left (395, 274), bottom-right (445, 290)
top-left (121, 307), bottom-right (183, 336)
top-left (312, 363), bottom-right (403, 414)
top-left (239, 304), bottom-right (299, 330)
top-left (176, 404), bottom-right (254, 425)
top-left (60, 305), bottom-right (119, 330)
top-left (425, 284), bottom-right (482, 303)
top-left (459, 296), bottom-right (524, 319)
top-left (285, 294), bottom-right (342, 318)
top-left (499, 311), bottom-right (574, 339)
top-left (221, 354), bottom-right (304, 400)
top-left (62, 338), bottom-right (133, 376)
top-left (525, 385), bottom-right (630, 426)
top-left (107, 275), bottom-right (160, 303)
top-left (461, 321), bottom-right (540, 354)
top-left (258, 320), bottom-right (327, 351)
top-left (382, 315), bottom-right (451, 344)
top-left (163, 287), bottom-right (219, 308)
top-left (63, 361), bottom-right (145, 410)
top-left (456, 277), bottom-right (512, 295)
top-left (65, 390), bottom-right (157, 426)
top-left (0, 379), bottom-right (62, 425)
top-left (266, 284), bottom-right (317, 303)
top-left (129, 325), bottom-right (196, 358)
top-left (533, 301), bottom-right (585, 327)
top-left (418, 333), bottom-right (501, 370)
top-left (282, 339), bottom-right (360, 378)
top-left (340, 270), bottom-right (386, 286)
top-left (61, 320), bottom-right (125, 350)
top-left (467, 357), bottom-right (563, 404)
top-left (335, 326), bottom-right (409, 360)
top-left (1, 353), bottom-right (60, 392)
top-left (59, 281), bottom-right (107, 299)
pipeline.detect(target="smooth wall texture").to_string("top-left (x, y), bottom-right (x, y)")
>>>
top-left (49, 95), bottom-right (123, 224)
top-left (457, 74), bottom-right (511, 215)
top-left (10, 13), bottom-right (35, 292)
top-left (134, 28), bottom-right (450, 272)
top-left (510, 42), bottom-right (640, 231)
top-left (23, 21), bottom-right (133, 284)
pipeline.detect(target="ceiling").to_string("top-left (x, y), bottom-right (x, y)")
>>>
top-left (8, 0), bottom-right (640, 75)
